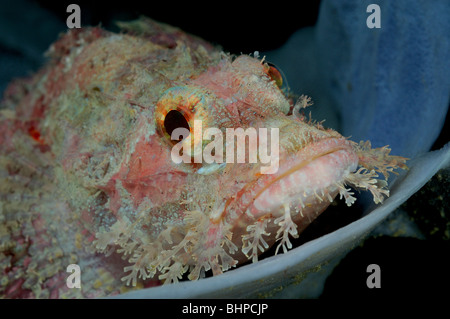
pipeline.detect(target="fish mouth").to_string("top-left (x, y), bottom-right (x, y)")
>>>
top-left (242, 137), bottom-right (359, 217)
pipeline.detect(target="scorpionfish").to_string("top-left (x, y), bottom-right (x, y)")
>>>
top-left (0, 18), bottom-right (407, 298)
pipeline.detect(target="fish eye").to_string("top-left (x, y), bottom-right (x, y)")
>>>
top-left (164, 110), bottom-right (190, 143)
top-left (156, 86), bottom-right (209, 149)
top-left (266, 63), bottom-right (283, 87)
top-left (264, 62), bottom-right (289, 93)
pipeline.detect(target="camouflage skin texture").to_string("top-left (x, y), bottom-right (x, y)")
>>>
top-left (0, 18), bottom-right (407, 298)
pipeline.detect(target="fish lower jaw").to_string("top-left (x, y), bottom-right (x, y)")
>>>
top-left (226, 140), bottom-right (359, 262)
top-left (248, 139), bottom-right (359, 218)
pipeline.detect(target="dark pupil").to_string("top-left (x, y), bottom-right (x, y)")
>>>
top-left (164, 110), bottom-right (190, 141)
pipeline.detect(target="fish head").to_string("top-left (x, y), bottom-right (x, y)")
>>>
top-left (107, 53), bottom-right (367, 270)
top-left (0, 18), bottom-right (410, 297)
top-left (30, 24), bottom-right (404, 286)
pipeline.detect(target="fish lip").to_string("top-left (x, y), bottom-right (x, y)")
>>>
top-left (243, 137), bottom-right (359, 215)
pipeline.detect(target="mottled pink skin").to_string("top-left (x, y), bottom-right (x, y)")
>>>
top-left (98, 56), bottom-right (361, 265)
top-left (0, 21), bottom-right (407, 297)
top-left (107, 132), bottom-right (188, 211)
top-left (244, 139), bottom-right (358, 214)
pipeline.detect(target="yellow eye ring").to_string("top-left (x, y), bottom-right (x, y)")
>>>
top-left (155, 86), bottom-right (214, 153)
